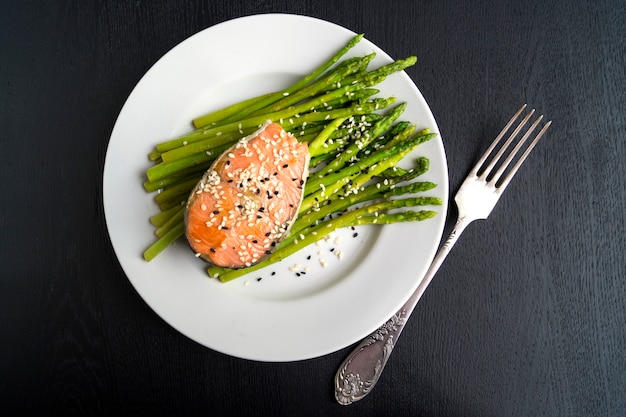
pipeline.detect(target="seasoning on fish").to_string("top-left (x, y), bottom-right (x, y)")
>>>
top-left (185, 122), bottom-right (310, 269)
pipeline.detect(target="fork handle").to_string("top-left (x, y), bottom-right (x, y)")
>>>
top-left (334, 216), bottom-right (471, 405)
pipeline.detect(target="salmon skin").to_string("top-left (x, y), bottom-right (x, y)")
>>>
top-left (185, 122), bottom-right (309, 269)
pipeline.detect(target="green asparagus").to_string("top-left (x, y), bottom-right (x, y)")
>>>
top-left (141, 35), bottom-right (442, 283)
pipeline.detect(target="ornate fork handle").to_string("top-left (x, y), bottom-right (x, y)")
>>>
top-left (335, 216), bottom-right (470, 405)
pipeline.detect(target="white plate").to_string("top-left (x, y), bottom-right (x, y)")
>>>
top-left (103, 14), bottom-right (448, 362)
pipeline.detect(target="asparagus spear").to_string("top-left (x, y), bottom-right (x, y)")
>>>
top-left (245, 54), bottom-right (375, 117)
top-left (191, 93), bottom-right (273, 129)
top-left (191, 34), bottom-right (365, 128)
top-left (143, 221), bottom-right (184, 262)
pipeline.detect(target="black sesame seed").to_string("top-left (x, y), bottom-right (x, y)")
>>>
top-left (222, 226), bottom-right (229, 230)
top-left (257, 277), bottom-right (263, 282)
top-left (209, 248), bottom-right (216, 253)
top-left (295, 272), bottom-right (301, 277)
top-left (265, 250), bottom-right (272, 254)
top-left (225, 160), bottom-right (230, 166)
top-left (353, 232), bottom-right (358, 238)
top-left (271, 271), bottom-right (276, 276)
top-left (306, 255), bottom-right (311, 260)
top-left (330, 248), bottom-right (335, 252)
top-left (258, 207), bottom-right (265, 212)
top-left (252, 240), bottom-right (258, 244)
top-left (265, 232), bottom-right (271, 237)
top-left (283, 164), bottom-right (289, 168)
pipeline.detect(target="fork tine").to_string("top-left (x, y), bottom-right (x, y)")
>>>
top-left (495, 119), bottom-right (551, 191)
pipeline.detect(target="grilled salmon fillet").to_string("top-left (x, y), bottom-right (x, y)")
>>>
top-left (185, 122), bottom-right (309, 268)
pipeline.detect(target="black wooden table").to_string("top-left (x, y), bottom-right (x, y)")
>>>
top-left (2, 1), bottom-right (624, 416)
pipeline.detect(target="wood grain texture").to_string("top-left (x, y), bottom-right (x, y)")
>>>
top-left (1, 0), bottom-right (624, 416)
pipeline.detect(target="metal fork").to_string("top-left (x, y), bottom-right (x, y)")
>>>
top-left (334, 104), bottom-right (551, 405)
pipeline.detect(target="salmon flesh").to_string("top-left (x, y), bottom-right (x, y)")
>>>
top-left (185, 122), bottom-right (310, 269)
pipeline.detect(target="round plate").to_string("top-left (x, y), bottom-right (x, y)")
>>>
top-left (103, 13), bottom-right (448, 362)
